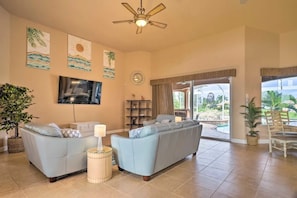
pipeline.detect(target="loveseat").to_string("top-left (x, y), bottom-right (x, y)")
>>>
top-left (111, 120), bottom-right (202, 181)
top-left (21, 123), bottom-right (97, 182)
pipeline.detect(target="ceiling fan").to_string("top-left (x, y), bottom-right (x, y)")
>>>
top-left (112, 0), bottom-right (167, 34)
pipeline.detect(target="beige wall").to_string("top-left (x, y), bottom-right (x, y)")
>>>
top-left (245, 27), bottom-right (280, 140)
top-left (124, 51), bottom-right (152, 100)
top-left (280, 30), bottom-right (297, 67)
top-left (0, 6), bottom-right (10, 84)
top-left (245, 27), bottom-right (279, 99)
top-left (9, 15), bottom-right (125, 130)
top-left (0, 6), bottom-right (10, 151)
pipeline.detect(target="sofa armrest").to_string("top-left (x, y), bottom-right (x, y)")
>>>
top-left (21, 128), bottom-right (97, 178)
top-left (111, 134), bottom-right (159, 176)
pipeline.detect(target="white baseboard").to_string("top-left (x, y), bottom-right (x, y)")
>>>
top-left (231, 138), bottom-right (246, 144)
top-left (231, 138), bottom-right (269, 144)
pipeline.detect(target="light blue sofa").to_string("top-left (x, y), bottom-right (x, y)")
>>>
top-left (21, 124), bottom-right (97, 182)
top-left (111, 120), bottom-right (202, 181)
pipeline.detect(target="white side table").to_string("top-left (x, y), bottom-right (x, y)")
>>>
top-left (87, 146), bottom-right (112, 183)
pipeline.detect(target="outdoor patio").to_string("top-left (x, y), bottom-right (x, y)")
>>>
top-left (200, 122), bottom-right (230, 141)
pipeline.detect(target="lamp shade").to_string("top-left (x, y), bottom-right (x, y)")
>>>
top-left (175, 116), bottom-right (182, 122)
top-left (94, 124), bottom-right (106, 137)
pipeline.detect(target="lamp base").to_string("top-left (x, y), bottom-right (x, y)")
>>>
top-left (97, 137), bottom-right (104, 152)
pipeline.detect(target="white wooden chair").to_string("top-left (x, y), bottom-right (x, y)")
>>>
top-left (265, 111), bottom-right (297, 157)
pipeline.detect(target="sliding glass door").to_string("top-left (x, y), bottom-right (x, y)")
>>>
top-left (173, 78), bottom-right (231, 141)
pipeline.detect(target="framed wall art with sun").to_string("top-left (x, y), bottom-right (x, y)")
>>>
top-left (67, 35), bottom-right (91, 71)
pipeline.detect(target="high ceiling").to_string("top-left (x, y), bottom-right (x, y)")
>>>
top-left (1, 0), bottom-right (297, 52)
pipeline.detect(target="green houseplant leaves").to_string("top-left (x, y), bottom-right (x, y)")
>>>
top-left (0, 83), bottom-right (35, 138)
top-left (240, 97), bottom-right (262, 137)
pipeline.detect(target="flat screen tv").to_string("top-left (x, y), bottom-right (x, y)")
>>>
top-left (58, 76), bottom-right (102, 105)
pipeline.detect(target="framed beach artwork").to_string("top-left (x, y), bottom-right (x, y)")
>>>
top-left (103, 50), bottom-right (115, 79)
top-left (68, 35), bottom-right (91, 71)
top-left (27, 27), bottom-right (50, 70)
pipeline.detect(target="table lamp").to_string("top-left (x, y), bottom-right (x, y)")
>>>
top-left (94, 124), bottom-right (106, 152)
top-left (175, 116), bottom-right (182, 122)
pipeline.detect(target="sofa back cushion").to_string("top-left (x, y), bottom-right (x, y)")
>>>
top-left (156, 114), bottom-right (175, 123)
top-left (24, 123), bottom-right (63, 138)
top-left (181, 120), bottom-right (199, 127)
top-left (129, 125), bottom-right (158, 138)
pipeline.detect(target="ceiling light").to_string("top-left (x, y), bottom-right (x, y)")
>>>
top-left (135, 15), bottom-right (147, 27)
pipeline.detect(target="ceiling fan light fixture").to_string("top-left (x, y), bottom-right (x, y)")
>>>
top-left (113, 1), bottom-right (167, 33)
top-left (135, 17), bottom-right (147, 27)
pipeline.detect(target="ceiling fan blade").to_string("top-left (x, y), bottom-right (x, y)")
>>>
top-left (112, 20), bottom-right (134, 24)
top-left (146, 3), bottom-right (166, 17)
top-left (122, 3), bottom-right (137, 16)
top-left (136, 27), bottom-right (142, 34)
top-left (148, 21), bottom-right (167, 29)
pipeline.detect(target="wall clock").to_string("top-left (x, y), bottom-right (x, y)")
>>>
top-left (131, 71), bottom-right (144, 85)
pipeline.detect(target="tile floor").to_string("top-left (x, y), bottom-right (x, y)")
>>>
top-left (1, 138), bottom-right (297, 198)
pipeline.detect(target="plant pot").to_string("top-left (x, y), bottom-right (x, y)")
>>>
top-left (246, 135), bottom-right (258, 146)
top-left (7, 137), bottom-right (24, 153)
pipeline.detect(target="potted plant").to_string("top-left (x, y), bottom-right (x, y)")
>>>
top-left (240, 97), bottom-right (262, 145)
top-left (0, 83), bottom-right (34, 153)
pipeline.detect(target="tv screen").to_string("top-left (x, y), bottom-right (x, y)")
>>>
top-left (58, 76), bottom-right (102, 105)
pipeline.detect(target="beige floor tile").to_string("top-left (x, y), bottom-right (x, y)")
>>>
top-left (1, 138), bottom-right (297, 198)
top-left (0, 175), bottom-right (20, 196)
top-left (164, 166), bottom-right (194, 181)
top-left (174, 182), bottom-right (215, 198)
top-left (176, 158), bottom-right (207, 173)
top-left (215, 181), bottom-right (257, 198)
top-left (185, 174), bottom-right (224, 191)
top-left (149, 174), bottom-right (186, 192)
top-left (106, 173), bottom-right (146, 195)
top-left (131, 184), bottom-right (181, 198)
top-left (0, 190), bottom-right (27, 198)
top-left (225, 170), bottom-right (262, 188)
top-left (199, 166), bottom-right (230, 180)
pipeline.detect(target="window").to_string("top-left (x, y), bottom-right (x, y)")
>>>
top-left (173, 91), bottom-right (185, 109)
top-left (173, 81), bottom-right (231, 140)
top-left (262, 76), bottom-right (297, 123)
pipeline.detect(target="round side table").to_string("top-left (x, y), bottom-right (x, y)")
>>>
top-left (87, 146), bottom-right (112, 183)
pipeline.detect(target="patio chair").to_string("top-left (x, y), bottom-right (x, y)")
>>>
top-left (265, 111), bottom-right (297, 157)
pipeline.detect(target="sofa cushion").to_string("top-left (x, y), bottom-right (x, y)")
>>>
top-left (181, 120), bottom-right (199, 127)
top-left (151, 123), bottom-right (171, 132)
top-left (160, 119), bottom-right (171, 123)
top-left (129, 125), bottom-right (158, 138)
top-left (168, 122), bottom-right (183, 129)
top-left (24, 123), bottom-right (63, 138)
top-left (61, 128), bottom-right (82, 138)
